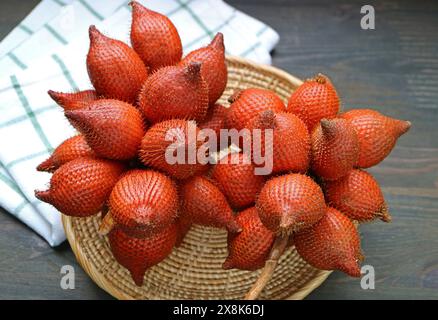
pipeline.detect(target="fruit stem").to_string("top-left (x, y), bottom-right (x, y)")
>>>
top-left (313, 73), bottom-right (327, 84)
top-left (378, 204), bottom-right (392, 223)
top-left (258, 110), bottom-right (276, 129)
top-left (244, 235), bottom-right (289, 300)
top-left (98, 211), bottom-right (115, 235)
top-left (228, 89), bottom-right (242, 103)
top-left (185, 62), bottom-right (202, 82)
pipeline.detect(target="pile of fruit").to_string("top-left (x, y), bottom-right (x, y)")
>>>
top-left (35, 2), bottom-right (410, 299)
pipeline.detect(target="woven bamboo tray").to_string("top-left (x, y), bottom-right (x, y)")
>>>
top-left (62, 56), bottom-right (332, 300)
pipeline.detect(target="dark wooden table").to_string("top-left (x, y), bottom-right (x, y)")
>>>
top-left (1, 0), bottom-right (437, 300)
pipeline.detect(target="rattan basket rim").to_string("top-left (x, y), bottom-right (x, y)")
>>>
top-left (63, 215), bottom-right (331, 300)
top-left (62, 55), bottom-right (332, 300)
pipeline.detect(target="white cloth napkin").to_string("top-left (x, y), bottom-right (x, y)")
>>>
top-left (0, 0), bottom-right (279, 246)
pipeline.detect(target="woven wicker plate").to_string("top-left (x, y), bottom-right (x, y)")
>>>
top-left (62, 56), bottom-right (332, 300)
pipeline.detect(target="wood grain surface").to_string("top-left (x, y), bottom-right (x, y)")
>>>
top-left (0, 0), bottom-right (437, 299)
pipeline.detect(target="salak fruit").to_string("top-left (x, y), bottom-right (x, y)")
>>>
top-left (226, 88), bottom-right (286, 131)
top-left (37, 135), bottom-right (94, 172)
top-left (109, 169), bottom-right (179, 238)
top-left (180, 33), bottom-right (227, 105)
top-left (324, 169), bottom-right (391, 222)
top-left (287, 73), bottom-right (340, 130)
top-left (180, 176), bottom-right (241, 233)
top-left (65, 99), bottom-right (145, 160)
top-left (35, 157), bottom-right (125, 217)
top-left (139, 119), bottom-right (207, 180)
top-left (223, 207), bottom-right (275, 271)
top-left (256, 173), bottom-right (326, 235)
top-left (138, 62), bottom-right (208, 123)
top-left (130, 1), bottom-right (182, 71)
top-left (245, 110), bottom-right (310, 174)
top-left (48, 89), bottom-right (97, 110)
top-left (109, 223), bottom-right (177, 286)
top-left (340, 109), bottom-right (411, 168)
top-left (86, 25), bottom-right (148, 103)
top-left (294, 207), bottom-right (363, 277)
top-left (33, 5), bottom-right (412, 286)
top-left (211, 152), bottom-right (264, 209)
top-left (311, 118), bottom-right (359, 180)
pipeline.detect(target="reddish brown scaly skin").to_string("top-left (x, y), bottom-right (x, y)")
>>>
top-left (199, 103), bottom-right (228, 137)
top-left (109, 169), bottom-right (179, 238)
top-left (65, 99), bottom-right (146, 160)
top-left (211, 152), bottom-right (264, 209)
top-left (130, 1), bottom-right (182, 71)
top-left (287, 74), bottom-right (340, 131)
top-left (199, 103), bottom-right (229, 152)
top-left (311, 118), bottom-right (359, 180)
top-left (223, 207), bottom-right (275, 271)
top-left (324, 169), bottom-right (391, 222)
top-left (48, 89), bottom-right (97, 110)
top-left (256, 173), bottom-right (326, 235)
top-left (226, 88), bottom-right (286, 131)
top-left (86, 25), bottom-right (148, 104)
top-left (37, 135), bottom-right (94, 172)
top-left (139, 119), bottom-right (207, 180)
top-left (246, 110), bottom-right (310, 174)
top-left (35, 157), bottom-right (125, 217)
top-left (181, 176), bottom-right (241, 233)
top-left (138, 62), bottom-right (208, 123)
top-left (180, 33), bottom-right (227, 105)
top-left (294, 207), bottom-right (363, 277)
top-left (340, 109), bottom-right (411, 168)
top-left (109, 223), bottom-right (177, 286)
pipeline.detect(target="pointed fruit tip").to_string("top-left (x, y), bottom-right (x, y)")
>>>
top-left (397, 120), bottom-right (411, 136)
top-left (129, 1), bottom-right (148, 14)
top-left (47, 89), bottom-right (57, 98)
top-left (320, 118), bottom-right (337, 135)
top-left (320, 118), bottom-right (332, 129)
top-left (228, 89), bottom-right (242, 103)
top-left (222, 259), bottom-right (233, 270)
top-left (131, 271), bottom-right (145, 287)
top-left (88, 25), bottom-right (97, 37)
top-left (259, 110), bottom-right (276, 129)
top-left (341, 259), bottom-right (361, 277)
top-left (88, 25), bottom-right (104, 42)
top-left (378, 205), bottom-right (392, 223)
top-left (36, 157), bottom-right (54, 172)
top-left (48, 90), bottom-right (62, 104)
top-left (35, 190), bottom-right (52, 203)
top-left (210, 33), bottom-right (225, 52)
